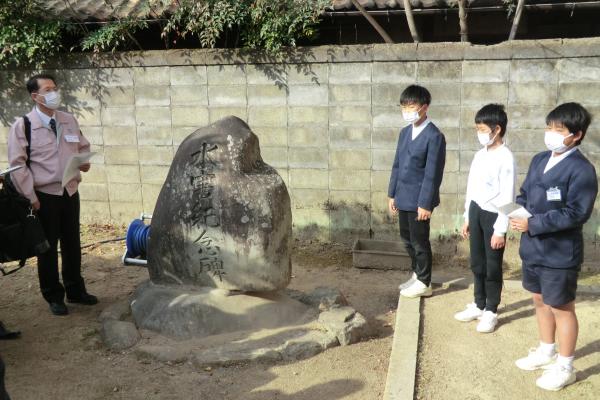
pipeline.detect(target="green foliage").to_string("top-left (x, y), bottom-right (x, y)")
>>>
top-left (81, 18), bottom-right (149, 53)
top-left (158, 0), bottom-right (329, 53)
top-left (161, 0), bottom-right (248, 48)
top-left (502, 0), bottom-right (518, 18)
top-left (0, 1), bottom-right (64, 68)
top-left (0, 0), bottom-right (328, 69)
top-left (243, 0), bottom-right (329, 52)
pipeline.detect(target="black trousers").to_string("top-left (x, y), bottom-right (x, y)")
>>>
top-left (0, 356), bottom-right (10, 400)
top-left (36, 190), bottom-right (85, 303)
top-left (399, 210), bottom-right (432, 286)
top-left (468, 201), bottom-right (504, 313)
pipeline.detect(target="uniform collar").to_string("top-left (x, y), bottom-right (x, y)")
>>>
top-left (412, 117), bottom-right (431, 134)
top-left (34, 105), bottom-right (55, 127)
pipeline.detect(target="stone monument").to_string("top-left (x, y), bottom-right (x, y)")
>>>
top-left (147, 115), bottom-right (292, 291)
top-left (101, 117), bottom-right (368, 366)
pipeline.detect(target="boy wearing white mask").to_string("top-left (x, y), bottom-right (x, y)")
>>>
top-left (7, 74), bottom-right (96, 316)
top-left (510, 103), bottom-right (597, 391)
top-left (388, 85), bottom-right (446, 298)
top-left (454, 104), bottom-right (515, 333)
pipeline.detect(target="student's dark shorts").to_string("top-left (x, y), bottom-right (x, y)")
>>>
top-left (522, 264), bottom-right (578, 307)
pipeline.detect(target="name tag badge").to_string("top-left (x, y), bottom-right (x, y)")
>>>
top-left (547, 187), bottom-right (562, 202)
top-left (64, 135), bottom-right (80, 143)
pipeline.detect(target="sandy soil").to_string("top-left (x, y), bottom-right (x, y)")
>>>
top-left (416, 287), bottom-right (600, 400)
top-left (0, 225), bottom-right (405, 400)
top-left (1, 224), bottom-right (598, 399)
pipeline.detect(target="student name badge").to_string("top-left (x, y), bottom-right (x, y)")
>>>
top-left (64, 135), bottom-right (80, 143)
top-left (547, 187), bottom-right (562, 202)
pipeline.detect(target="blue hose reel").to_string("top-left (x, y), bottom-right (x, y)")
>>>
top-left (122, 214), bottom-right (151, 266)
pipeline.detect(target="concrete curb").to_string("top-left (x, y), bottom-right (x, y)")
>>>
top-left (383, 296), bottom-right (421, 400)
top-left (382, 277), bottom-right (600, 400)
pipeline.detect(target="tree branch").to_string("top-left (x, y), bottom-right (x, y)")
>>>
top-left (458, 0), bottom-right (468, 42)
top-left (403, 0), bottom-right (421, 43)
top-left (509, 0), bottom-right (526, 40)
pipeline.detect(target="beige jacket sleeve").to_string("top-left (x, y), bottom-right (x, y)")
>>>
top-left (7, 117), bottom-right (38, 204)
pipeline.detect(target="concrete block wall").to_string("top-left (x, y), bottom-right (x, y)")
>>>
top-left (1, 38), bottom-right (600, 245)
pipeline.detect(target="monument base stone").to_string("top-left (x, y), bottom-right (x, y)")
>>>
top-left (130, 280), bottom-right (317, 340)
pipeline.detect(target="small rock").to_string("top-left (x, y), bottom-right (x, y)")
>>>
top-left (318, 306), bottom-right (368, 346)
top-left (285, 287), bottom-right (349, 311)
top-left (101, 320), bottom-right (140, 350)
top-left (98, 300), bottom-right (131, 322)
top-left (278, 330), bottom-right (339, 360)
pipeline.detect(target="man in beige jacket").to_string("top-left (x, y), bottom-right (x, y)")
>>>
top-left (7, 74), bottom-right (96, 316)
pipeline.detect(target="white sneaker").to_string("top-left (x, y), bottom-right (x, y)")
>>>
top-left (536, 363), bottom-right (576, 391)
top-left (398, 272), bottom-right (417, 290)
top-left (476, 310), bottom-right (498, 333)
top-left (400, 279), bottom-right (432, 298)
top-left (454, 303), bottom-right (484, 322)
top-left (515, 346), bottom-right (557, 371)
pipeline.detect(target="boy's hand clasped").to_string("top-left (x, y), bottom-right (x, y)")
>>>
top-left (510, 218), bottom-right (529, 233)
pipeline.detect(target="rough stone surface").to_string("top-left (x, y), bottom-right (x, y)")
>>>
top-left (98, 300), bottom-right (131, 322)
top-left (147, 116), bottom-right (292, 292)
top-left (317, 306), bottom-right (368, 346)
top-left (191, 329), bottom-right (338, 368)
top-left (130, 281), bottom-right (316, 340)
top-left (285, 286), bottom-right (349, 311)
top-left (101, 320), bottom-right (141, 350)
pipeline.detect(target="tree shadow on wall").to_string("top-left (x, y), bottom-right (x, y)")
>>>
top-left (0, 67), bottom-right (111, 126)
top-left (209, 46), bottom-right (328, 92)
top-left (292, 201), bottom-right (399, 245)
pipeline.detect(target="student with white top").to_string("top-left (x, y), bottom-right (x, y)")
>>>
top-left (455, 104), bottom-right (516, 333)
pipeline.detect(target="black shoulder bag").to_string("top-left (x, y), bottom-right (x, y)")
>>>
top-left (0, 116), bottom-right (50, 275)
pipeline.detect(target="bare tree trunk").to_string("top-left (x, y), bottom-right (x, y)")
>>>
top-left (458, 0), bottom-right (468, 42)
top-left (508, 0), bottom-right (526, 40)
top-left (403, 0), bottom-right (421, 43)
top-left (351, 0), bottom-right (394, 43)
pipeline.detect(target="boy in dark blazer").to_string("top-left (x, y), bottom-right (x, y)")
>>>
top-left (388, 85), bottom-right (446, 298)
top-left (511, 103), bottom-right (598, 391)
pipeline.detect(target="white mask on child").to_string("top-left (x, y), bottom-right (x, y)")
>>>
top-left (402, 110), bottom-right (419, 123)
top-left (544, 131), bottom-right (573, 153)
top-left (402, 106), bottom-right (423, 123)
top-left (477, 131), bottom-right (498, 147)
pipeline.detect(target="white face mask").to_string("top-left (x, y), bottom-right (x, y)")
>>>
top-left (37, 90), bottom-right (61, 110)
top-left (544, 131), bottom-right (573, 153)
top-left (477, 131), bottom-right (498, 147)
top-left (402, 106), bottom-right (423, 123)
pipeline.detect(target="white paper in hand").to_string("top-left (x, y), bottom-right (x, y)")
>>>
top-left (0, 165), bottom-right (22, 176)
top-left (62, 152), bottom-right (96, 187)
top-left (497, 202), bottom-right (532, 219)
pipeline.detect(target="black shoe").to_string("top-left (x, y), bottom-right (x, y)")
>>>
top-left (49, 302), bottom-right (69, 316)
top-left (67, 293), bottom-right (98, 305)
